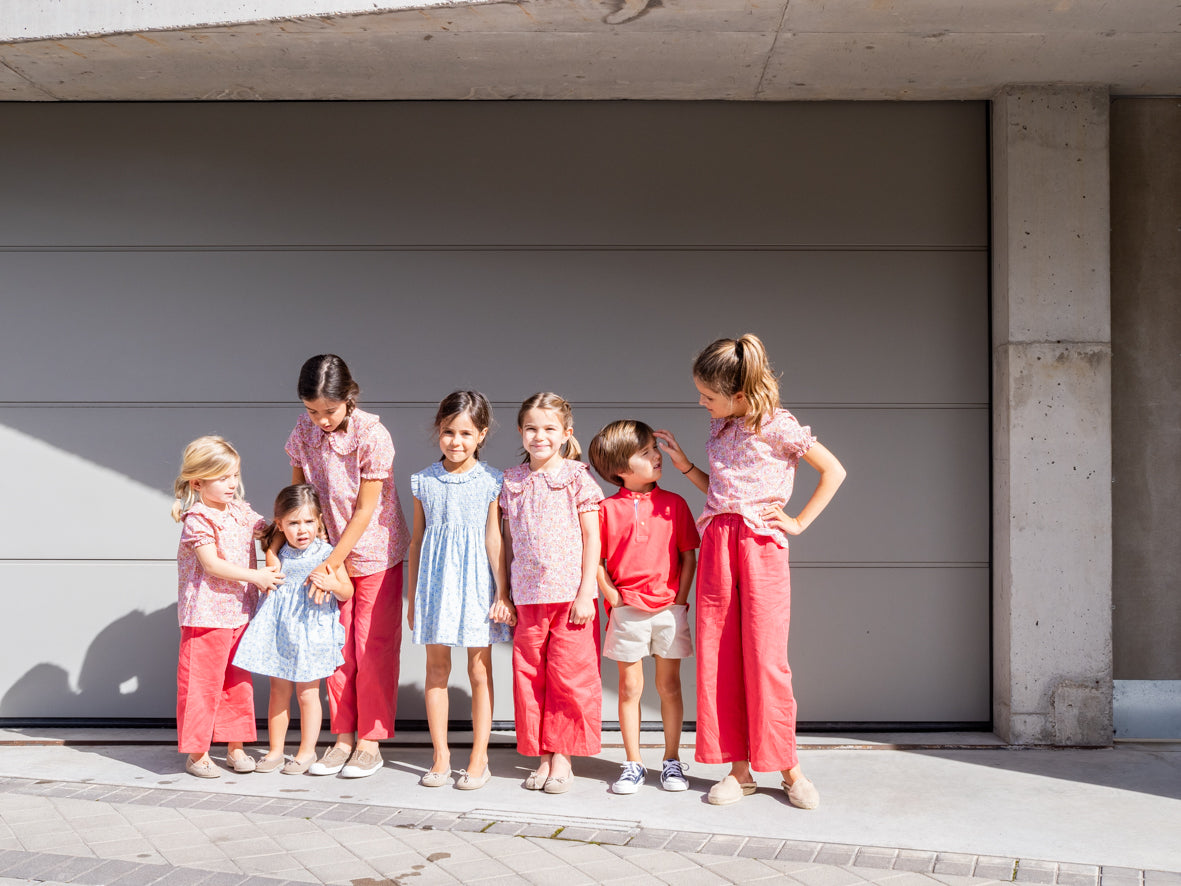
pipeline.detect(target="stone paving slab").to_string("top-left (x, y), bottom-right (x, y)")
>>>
top-left (0, 775), bottom-right (1170, 886)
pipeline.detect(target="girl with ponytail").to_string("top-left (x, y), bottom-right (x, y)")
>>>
top-left (655, 334), bottom-right (846, 810)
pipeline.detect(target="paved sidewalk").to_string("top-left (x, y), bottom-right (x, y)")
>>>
top-left (0, 732), bottom-right (1178, 885)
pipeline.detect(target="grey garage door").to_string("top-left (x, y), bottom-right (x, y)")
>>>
top-left (0, 101), bottom-right (989, 727)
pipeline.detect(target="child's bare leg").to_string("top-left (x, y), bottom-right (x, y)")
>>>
top-left (535, 751), bottom-right (554, 780)
top-left (294, 680), bottom-right (322, 764)
top-left (617, 660), bottom-right (645, 763)
top-left (424, 645), bottom-right (453, 774)
top-left (466, 647), bottom-right (493, 777)
top-left (263, 678), bottom-right (294, 764)
top-left (653, 656), bottom-right (683, 760)
top-left (549, 751), bottom-right (572, 780)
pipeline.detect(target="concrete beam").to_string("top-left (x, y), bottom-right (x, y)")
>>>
top-left (992, 86), bottom-right (1113, 746)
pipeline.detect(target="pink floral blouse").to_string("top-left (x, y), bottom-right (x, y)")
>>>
top-left (286, 408), bottom-right (410, 577)
top-left (698, 408), bottom-right (817, 549)
top-left (177, 500), bottom-right (266, 628)
top-left (499, 460), bottom-right (604, 605)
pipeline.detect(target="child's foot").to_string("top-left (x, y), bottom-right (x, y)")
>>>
top-left (255, 753), bottom-right (285, 774)
top-left (783, 775), bottom-right (820, 810)
top-left (227, 749), bottom-right (256, 773)
top-left (308, 745), bottom-right (351, 776)
top-left (185, 754), bottom-right (219, 779)
top-left (419, 768), bottom-right (452, 787)
top-left (660, 758), bottom-right (689, 792)
top-left (542, 773), bottom-right (572, 794)
top-left (611, 761), bottom-right (646, 794)
top-left (282, 753), bottom-right (316, 776)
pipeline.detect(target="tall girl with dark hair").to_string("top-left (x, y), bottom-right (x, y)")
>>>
top-left (656, 334), bottom-right (846, 810)
top-left (285, 355), bottom-right (410, 778)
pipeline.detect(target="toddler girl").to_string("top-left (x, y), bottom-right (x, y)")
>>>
top-left (500, 392), bottom-right (604, 793)
top-left (173, 435), bottom-right (283, 778)
top-left (407, 391), bottom-right (516, 790)
top-left (234, 485), bottom-right (353, 774)
top-left (657, 334), bottom-right (846, 810)
top-left (285, 354), bottom-right (410, 778)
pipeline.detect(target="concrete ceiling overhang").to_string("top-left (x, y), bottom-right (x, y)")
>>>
top-left (2, 0), bottom-right (1180, 101)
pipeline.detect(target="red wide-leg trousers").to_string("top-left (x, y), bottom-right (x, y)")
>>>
top-left (513, 601), bottom-right (602, 757)
top-left (176, 624), bottom-right (256, 753)
top-left (327, 565), bottom-right (403, 741)
top-left (695, 514), bottom-right (798, 772)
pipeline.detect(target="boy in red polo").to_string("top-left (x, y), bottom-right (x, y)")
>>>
top-left (588, 420), bottom-right (700, 794)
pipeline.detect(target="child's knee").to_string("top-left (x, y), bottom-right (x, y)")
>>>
top-left (617, 665), bottom-right (644, 703)
top-left (467, 655), bottom-right (491, 688)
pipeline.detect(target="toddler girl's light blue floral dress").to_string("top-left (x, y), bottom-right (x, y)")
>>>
top-left (411, 460), bottom-right (512, 647)
top-left (233, 538), bottom-right (346, 682)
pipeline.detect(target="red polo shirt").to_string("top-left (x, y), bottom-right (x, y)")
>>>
top-left (599, 484), bottom-right (700, 612)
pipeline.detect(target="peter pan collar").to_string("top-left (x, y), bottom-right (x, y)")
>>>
top-left (189, 499), bottom-right (253, 529)
top-left (305, 408), bottom-right (378, 457)
top-left (502, 459), bottom-right (587, 493)
top-left (617, 484), bottom-right (658, 500)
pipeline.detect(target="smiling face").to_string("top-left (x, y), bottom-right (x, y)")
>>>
top-left (278, 504), bottom-right (320, 550)
top-left (303, 397), bottom-right (350, 433)
top-left (520, 407), bottom-right (573, 470)
top-left (192, 465), bottom-right (241, 511)
top-left (617, 436), bottom-right (662, 491)
top-left (438, 411), bottom-right (488, 471)
top-left (694, 376), bottom-right (747, 420)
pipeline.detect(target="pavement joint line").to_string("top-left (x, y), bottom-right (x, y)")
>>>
top-left (0, 775), bottom-right (1173, 883)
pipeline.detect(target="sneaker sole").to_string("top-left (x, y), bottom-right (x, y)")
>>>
top-left (611, 783), bottom-right (642, 794)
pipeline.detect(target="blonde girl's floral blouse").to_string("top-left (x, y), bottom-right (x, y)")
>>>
top-left (177, 499), bottom-right (266, 628)
top-left (285, 408), bottom-right (410, 577)
top-left (698, 408), bottom-right (817, 549)
top-left (499, 460), bottom-right (604, 606)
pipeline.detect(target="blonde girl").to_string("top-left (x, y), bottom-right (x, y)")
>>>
top-left (407, 391), bottom-right (516, 791)
top-left (234, 485), bottom-right (353, 775)
top-left (656, 334), bottom-right (846, 809)
top-left (285, 354), bottom-right (411, 778)
top-left (499, 392), bottom-right (604, 793)
top-left (173, 435), bottom-right (283, 778)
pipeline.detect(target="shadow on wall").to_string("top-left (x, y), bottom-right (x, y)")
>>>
top-left (0, 606), bottom-right (180, 719)
top-left (0, 603), bottom-right (461, 724)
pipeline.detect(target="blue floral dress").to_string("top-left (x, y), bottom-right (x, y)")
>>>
top-left (233, 538), bottom-right (346, 682)
top-left (411, 460), bottom-right (512, 647)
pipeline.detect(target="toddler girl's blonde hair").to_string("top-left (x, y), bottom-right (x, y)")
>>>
top-left (517, 392), bottom-right (582, 462)
top-left (171, 435), bottom-right (243, 522)
top-left (692, 333), bottom-right (781, 432)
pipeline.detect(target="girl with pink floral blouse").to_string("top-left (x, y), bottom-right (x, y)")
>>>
top-left (173, 435), bottom-right (283, 779)
top-left (499, 392), bottom-right (604, 794)
top-left (657, 334), bottom-right (846, 811)
top-left (285, 355), bottom-right (410, 779)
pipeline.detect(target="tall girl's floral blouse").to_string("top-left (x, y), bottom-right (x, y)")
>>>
top-left (698, 408), bottom-right (817, 549)
top-left (177, 499), bottom-right (266, 628)
top-left (285, 408), bottom-right (410, 576)
top-left (499, 460), bottom-right (603, 605)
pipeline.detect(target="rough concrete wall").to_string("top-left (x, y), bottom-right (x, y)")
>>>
top-left (1111, 97), bottom-right (1181, 681)
top-left (992, 86), bottom-right (1114, 746)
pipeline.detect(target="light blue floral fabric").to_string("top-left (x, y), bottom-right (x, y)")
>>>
top-left (411, 460), bottom-right (512, 647)
top-left (233, 538), bottom-right (346, 682)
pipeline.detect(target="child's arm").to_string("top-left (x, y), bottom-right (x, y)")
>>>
top-left (569, 510), bottom-right (601, 625)
top-left (292, 466), bottom-right (306, 485)
top-left (486, 501), bottom-right (517, 626)
top-left (321, 478), bottom-right (382, 574)
top-left (502, 518), bottom-right (515, 605)
top-left (596, 563), bottom-right (623, 608)
top-left (761, 441), bottom-right (847, 535)
top-left (653, 429), bottom-right (708, 495)
top-left (307, 562), bottom-right (354, 606)
top-left (194, 545), bottom-right (284, 592)
top-left (674, 549), bottom-right (696, 606)
top-left (406, 498), bottom-right (426, 631)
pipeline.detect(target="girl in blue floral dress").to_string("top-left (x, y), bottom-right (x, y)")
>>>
top-left (234, 485), bottom-right (353, 775)
top-left (407, 391), bottom-right (516, 790)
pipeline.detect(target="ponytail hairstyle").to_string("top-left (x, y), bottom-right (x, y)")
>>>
top-left (264, 483), bottom-right (324, 549)
top-left (433, 390), bottom-right (494, 459)
top-left (171, 435), bottom-right (243, 522)
top-left (297, 354), bottom-right (360, 416)
top-left (517, 392), bottom-right (582, 463)
top-left (692, 333), bottom-right (781, 432)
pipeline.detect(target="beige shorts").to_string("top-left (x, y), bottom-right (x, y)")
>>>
top-left (604, 604), bottom-right (694, 662)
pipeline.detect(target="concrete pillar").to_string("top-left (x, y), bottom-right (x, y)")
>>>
top-left (991, 86), bottom-right (1113, 746)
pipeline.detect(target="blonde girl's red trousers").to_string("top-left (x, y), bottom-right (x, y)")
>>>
top-left (176, 624), bottom-right (256, 753)
top-left (695, 513), bottom-right (798, 772)
top-left (512, 601), bottom-right (602, 757)
top-left (327, 565), bottom-right (403, 741)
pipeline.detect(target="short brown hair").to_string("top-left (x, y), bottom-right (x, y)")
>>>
top-left (589, 420), bottom-right (656, 487)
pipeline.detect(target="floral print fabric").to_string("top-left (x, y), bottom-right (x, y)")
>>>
top-left (177, 500), bottom-right (265, 628)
